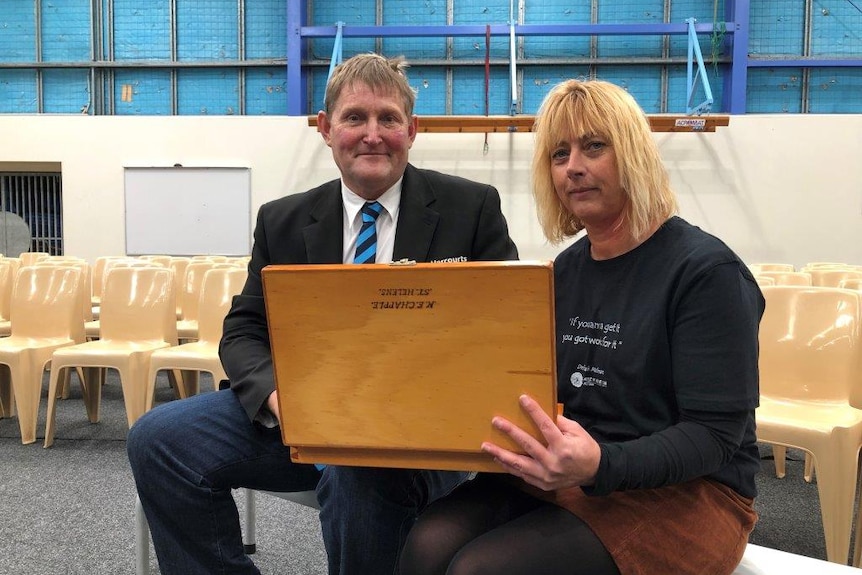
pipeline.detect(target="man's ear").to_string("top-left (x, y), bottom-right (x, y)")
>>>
top-left (318, 110), bottom-right (332, 146)
top-left (407, 114), bottom-right (418, 147)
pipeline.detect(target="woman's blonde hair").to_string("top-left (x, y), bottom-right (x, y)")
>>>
top-left (323, 53), bottom-right (416, 117)
top-left (531, 79), bottom-right (678, 244)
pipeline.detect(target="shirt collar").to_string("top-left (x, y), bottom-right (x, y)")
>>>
top-left (341, 178), bottom-right (403, 225)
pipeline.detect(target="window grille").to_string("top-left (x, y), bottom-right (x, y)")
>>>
top-left (0, 173), bottom-right (64, 256)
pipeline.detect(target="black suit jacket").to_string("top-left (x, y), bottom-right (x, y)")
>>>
top-left (220, 163), bottom-right (519, 421)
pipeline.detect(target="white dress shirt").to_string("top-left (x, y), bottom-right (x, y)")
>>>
top-left (340, 179), bottom-right (402, 264)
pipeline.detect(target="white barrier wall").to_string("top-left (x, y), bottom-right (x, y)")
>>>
top-left (2, 113), bottom-right (861, 267)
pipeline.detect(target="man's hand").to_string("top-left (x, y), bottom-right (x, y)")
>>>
top-left (266, 390), bottom-right (281, 426)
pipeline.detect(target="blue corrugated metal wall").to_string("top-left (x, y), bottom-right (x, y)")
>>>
top-left (0, 0), bottom-right (859, 115)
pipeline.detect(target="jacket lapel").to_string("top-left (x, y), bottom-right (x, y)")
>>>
top-left (393, 165), bottom-right (439, 263)
top-left (302, 181), bottom-right (344, 264)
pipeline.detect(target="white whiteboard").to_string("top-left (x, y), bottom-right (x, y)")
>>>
top-left (124, 167), bottom-right (251, 256)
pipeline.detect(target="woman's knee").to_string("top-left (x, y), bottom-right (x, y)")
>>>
top-left (399, 515), bottom-right (462, 575)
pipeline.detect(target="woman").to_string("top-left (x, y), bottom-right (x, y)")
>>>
top-left (398, 79), bottom-right (763, 575)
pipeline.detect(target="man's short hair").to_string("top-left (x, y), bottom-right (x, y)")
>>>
top-left (323, 53), bottom-right (416, 117)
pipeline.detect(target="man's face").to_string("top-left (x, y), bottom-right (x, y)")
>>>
top-left (318, 82), bottom-right (417, 200)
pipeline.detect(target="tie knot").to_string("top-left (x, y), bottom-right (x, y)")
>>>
top-left (361, 201), bottom-right (383, 223)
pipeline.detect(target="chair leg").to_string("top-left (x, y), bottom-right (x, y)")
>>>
top-left (179, 370), bottom-right (200, 398)
top-left (117, 366), bottom-right (149, 427)
top-left (166, 369), bottom-right (180, 397)
top-left (44, 365), bottom-right (68, 448)
top-left (10, 362), bottom-right (41, 445)
top-left (57, 367), bottom-right (84, 400)
top-left (145, 367), bottom-right (160, 413)
top-left (80, 366), bottom-right (104, 423)
top-left (243, 488), bottom-right (257, 554)
top-left (135, 495), bottom-right (150, 575)
top-left (810, 446), bottom-right (857, 564)
top-left (804, 453), bottom-right (815, 483)
top-left (0, 365), bottom-right (13, 418)
top-left (772, 444), bottom-right (787, 479)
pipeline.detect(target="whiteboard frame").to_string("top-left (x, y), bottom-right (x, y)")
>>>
top-left (124, 166), bottom-right (251, 256)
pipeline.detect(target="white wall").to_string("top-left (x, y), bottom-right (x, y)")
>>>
top-left (2, 113), bottom-right (861, 268)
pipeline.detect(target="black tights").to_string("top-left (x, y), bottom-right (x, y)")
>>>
top-left (399, 474), bottom-right (621, 575)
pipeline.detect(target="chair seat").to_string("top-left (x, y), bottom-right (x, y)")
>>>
top-left (149, 341), bottom-right (219, 366)
top-left (52, 340), bottom-right (171, 361)
top-left (0, 336), bottom-right (75, 353)
top-left (758, 398), bottom-right (862, 431)
top-left (146, 343), bottom-right (223, 409)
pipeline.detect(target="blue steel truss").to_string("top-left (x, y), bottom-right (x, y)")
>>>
top-left (286, 0), bottom-right (862, 116)
top-left (686, 17), bottom-right (714, 116)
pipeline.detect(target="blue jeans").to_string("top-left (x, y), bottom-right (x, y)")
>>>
top-left (127, 390), bottom-right (468, 575)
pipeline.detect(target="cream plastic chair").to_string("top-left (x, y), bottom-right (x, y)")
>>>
top-left (32, 260), bottom-right (95, 398)
top-left (751, 263), bottom-right (795, 272)
top-left (190, 255), bottom-right (229, 262)
top-left (754, 275), bottom-right (775, 287)
top-left (3, 257), bottom-right (21, 278)
top-left (758, 268), bottom-right (817, 482)
top-left (85, 260), bottom-right (161, 340)
top-left (43, 266), bottom-right (177, 447)
top-left (0, 259), bottom-right (22, 336)
top-left (91, 256), bottom-right (134, 309)
top-left (839, 278), bottom-right (862, 291)
top-left (224, 256), bottom-right (250, 267)
top-left (808, 269), bottom-right (862, 288)
top-left (137, 255), bottom-right (172, 268)
top-left (145, 267), bottom-right (247, 408)
top-left (0, 266), bottom-right (85, 444)
top-left (756, 286), bottom-right (862, 565)
top-left (0, 260), bottom-right (17, 335)
top-left (803, 262), bottom-right (850, 269)
top-left (756, 271), bottom-right (812, 286)
top-left (33, 260), bottom-right (94, 323)
top-left (47, 255), bottom-right (86, 263)
top-left (175, 260), bottom-right (216, 340)
top-left (169, 257), bottom-right (191, 319)
top-left (176, 262), bottom-right (241, 341)
top-left (18, 251), bottom-right (50, 267)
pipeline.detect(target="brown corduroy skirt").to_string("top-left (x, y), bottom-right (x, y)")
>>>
top-left (519, 477), bottom-right (757, 575)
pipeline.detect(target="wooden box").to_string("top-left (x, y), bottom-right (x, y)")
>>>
top-left (262, 260), bottom-right (557, 472)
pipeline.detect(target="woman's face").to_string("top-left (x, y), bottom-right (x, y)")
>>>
top-left (550, 133), bottom-right (627, 232)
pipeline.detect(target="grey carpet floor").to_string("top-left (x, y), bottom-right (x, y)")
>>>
top-left (0, 371), bottom-right (833, 574)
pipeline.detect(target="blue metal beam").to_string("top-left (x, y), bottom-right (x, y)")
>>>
top-left (747, 58), bottom-right (862, 68)
top-left (300, 22), bottom-right (729, 39)
top-left (723, 0), bottom-right (750, 114)
top-left (686, 18), bottom-right (713, 116)
top-left (286, 1), bottom-right (307, 116)
top-left (725, 0), bottom-right (750, 114)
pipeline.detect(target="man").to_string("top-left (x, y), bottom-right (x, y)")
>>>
top-left (127, 52), bottom-right (518, 575)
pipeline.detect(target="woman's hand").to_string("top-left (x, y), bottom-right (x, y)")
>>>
top-left (481, 394), bottom-right (601, 491)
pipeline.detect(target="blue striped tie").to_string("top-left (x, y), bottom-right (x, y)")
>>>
top-left (353, 201), bottom-right (383, 264)
top-left (315, 202), bottom-right (383, 473)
